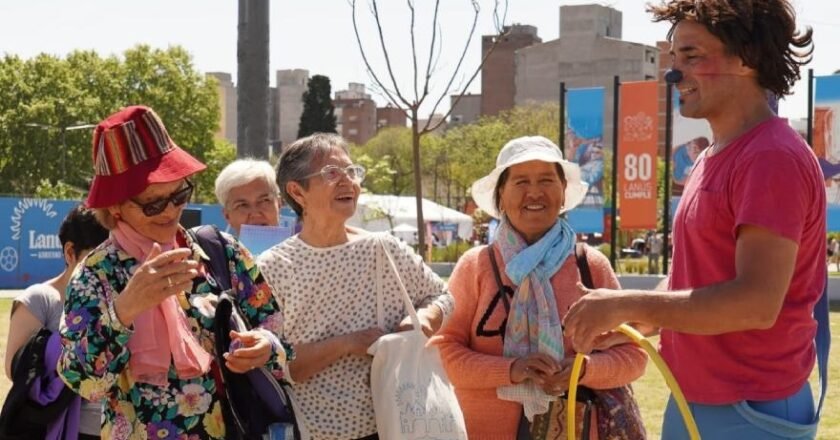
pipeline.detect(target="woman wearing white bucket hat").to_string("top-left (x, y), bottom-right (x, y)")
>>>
top-left (435, 136), bottom-right (647, 439)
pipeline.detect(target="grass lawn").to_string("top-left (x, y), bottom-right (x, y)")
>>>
top-left (0, 299), bottom-right (11, 402)
top-left (0, 298), bottom-right (838, 438)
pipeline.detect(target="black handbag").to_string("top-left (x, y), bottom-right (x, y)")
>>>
top-left (189, 225), bottom-right (301, 440)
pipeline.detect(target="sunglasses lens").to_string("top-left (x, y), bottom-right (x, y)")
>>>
top-left (172, 186), bottom-right (193, 206)
top-left (143, 201), bottom-right (167, 217)
top-left (139, 183), bottom-right (192, 217)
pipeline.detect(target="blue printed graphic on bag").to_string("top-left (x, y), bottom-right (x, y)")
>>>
top-left (264, 422), bottom-right (295, 440)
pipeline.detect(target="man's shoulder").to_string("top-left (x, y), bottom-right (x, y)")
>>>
top-left (747, 118), bottom-right (811, 155)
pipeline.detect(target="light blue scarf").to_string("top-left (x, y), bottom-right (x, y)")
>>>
top-left (495, 215), bottom-right (576, 419)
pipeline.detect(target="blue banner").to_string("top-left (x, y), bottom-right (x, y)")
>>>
top-left (566, 87), bottom-right (605, 232)
top-left (815, 75), bottom-right (840, 210)
top-left (0, 198), bottom-right (228, 288)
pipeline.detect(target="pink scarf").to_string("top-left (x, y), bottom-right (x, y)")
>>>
top-left (111, 221), bottom-right (212, 386)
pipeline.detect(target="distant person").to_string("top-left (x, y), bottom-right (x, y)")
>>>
top-left (647, 232), bottom-right (663, 274)
top-left (3, 205), bottom-right (109, 439)
top-left (215, 158), bottom-right (282, 234)
top-left (565, 1), bottom-right (824, 439)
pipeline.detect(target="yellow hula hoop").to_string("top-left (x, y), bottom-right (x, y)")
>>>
top-left (566, 324), bottom-right (701, 440)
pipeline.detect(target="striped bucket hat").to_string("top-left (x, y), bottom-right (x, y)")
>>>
top-left (86, 105), bottom-right (206, 208)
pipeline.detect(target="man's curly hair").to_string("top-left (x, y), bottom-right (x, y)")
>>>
top-left (648, 0), bottom-right (813, 96)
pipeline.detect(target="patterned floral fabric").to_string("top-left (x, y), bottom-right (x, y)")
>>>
top-left (58, 228), bottom-right (293, 440)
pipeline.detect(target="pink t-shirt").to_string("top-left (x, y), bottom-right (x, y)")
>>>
top-left (663, 117), bottom-right (827, 404)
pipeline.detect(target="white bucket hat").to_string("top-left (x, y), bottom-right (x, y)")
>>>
top-left (471, 136), bottom-right (588, 219)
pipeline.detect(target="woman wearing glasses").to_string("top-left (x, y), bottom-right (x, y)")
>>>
top-left (57, 106), bottom-right (293, 439)
top-left (257, 133), bottom-right (453, 440)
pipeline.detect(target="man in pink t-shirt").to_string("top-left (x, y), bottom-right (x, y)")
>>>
top-left (564, 1), bottom-right (825, 438)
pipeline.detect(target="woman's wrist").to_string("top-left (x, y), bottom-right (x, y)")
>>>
top-left (112, 295), bottom-right (135, 329)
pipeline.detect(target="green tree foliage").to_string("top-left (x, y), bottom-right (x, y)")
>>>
top-left (351, 127), bottom-right (416, 195)
top-left (193, 138), bottom-right (237, 203)
top-left (350, 103), bottom-right (562, 213)
top-left (33, 179), bottom-right (86, 200)
top-left (297, 75), bottom-right (337, 138)
top-left (354, 152), bottom-right (396, 195)
top-left (0, 46), bottom-right (219, 200)
top-left (428, 103), bottom-right (561, 210)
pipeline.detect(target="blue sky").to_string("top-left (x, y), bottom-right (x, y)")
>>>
top-left (1, 0), bottom-right (837, 119)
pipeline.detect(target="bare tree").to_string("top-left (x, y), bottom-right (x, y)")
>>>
top-left (349, 0), bottom-right (508, 257)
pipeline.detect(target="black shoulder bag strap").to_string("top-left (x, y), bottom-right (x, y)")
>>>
top-left (188, 225), bottom-right (232, 292)
top-left (476, 246), bottom-right (515, 340)
top-left (574, 243), bottom-right (595, 289)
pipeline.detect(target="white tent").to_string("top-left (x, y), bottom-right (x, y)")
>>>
top-left (389, 223), bottom-right (418, 244)
top-left (349, 194), bottom-right (473, 245)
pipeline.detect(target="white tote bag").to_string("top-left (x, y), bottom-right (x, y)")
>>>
top-left (367, 237), bottom-right (468, 440)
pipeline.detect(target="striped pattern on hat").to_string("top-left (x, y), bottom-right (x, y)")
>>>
top-left (93, 108), bottom-right (174, 177)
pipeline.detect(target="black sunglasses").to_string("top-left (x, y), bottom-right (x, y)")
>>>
top-left (130, 180), bottom-right (194, 217)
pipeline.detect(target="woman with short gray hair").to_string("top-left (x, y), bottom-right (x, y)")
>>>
top-left (258, 133), bottom-right (454, 440)
top-left (215, 158), bottom-right (282, 234)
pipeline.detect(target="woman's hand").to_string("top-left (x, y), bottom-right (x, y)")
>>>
top-left (343, 327), bottom-right (386, 356)
top-left (114, 244), bottom-right (199, 326)
top-left (510, 353), bottom-right (559, 385)
top-left (397, 305), bottom-right (443, 337)
top-left (224, 330), bottom-right (273, 373)
top-left (538, 357), bottom-right (587, 396)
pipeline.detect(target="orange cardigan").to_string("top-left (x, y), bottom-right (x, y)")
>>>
top-left (434, 244), bottom-right (647, 440)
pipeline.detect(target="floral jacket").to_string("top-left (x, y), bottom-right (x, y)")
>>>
top-left (58, 229), bottom-right (293, 440)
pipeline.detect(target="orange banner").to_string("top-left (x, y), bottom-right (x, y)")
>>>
top-left (618, 81), bottom-right (659, 230)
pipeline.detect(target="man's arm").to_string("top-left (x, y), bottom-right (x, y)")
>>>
top-left (566, 225), bottom-right (797, 352)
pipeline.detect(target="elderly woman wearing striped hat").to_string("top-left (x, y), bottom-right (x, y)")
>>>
top-left (57, 106), bottom-right (293, 439)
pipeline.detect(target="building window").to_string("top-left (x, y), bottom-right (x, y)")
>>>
top-left (348, 128), bottom-right (358, 136)
top-left (349, 115), bottom-right (358, 122)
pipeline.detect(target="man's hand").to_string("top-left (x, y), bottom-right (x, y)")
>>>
top-left (563, 283), bottom-right (627, 354)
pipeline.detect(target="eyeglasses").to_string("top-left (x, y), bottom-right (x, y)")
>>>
top-left (303, 164), bottom-right (366, 184)
top-left (229, 194), bottom-right (279, 214)
top-left (130, 180), bottom-right (194, 217)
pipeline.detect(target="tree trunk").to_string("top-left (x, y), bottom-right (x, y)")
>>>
top-left (237, 0), bottom-right (270, 159)
top-left (433, 159), bottom-right (439, 204)
top-left (411, 112), bottom-right (427, 259)
top-left (447, 167), bottom-right (452, 208)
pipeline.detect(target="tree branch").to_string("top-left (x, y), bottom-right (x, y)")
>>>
top-left (349, 0), bottom-right (411, 109)
top-left (407, 0), bottom-right (420, 102)
top-left (421, 1), bottom-right (481, 134)
top-left (369, 0), bottom-right (413, 108)
top-left (422, 0), bottom-right (443, 99)
top-left (422, 0), bottom-right (510, 135)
